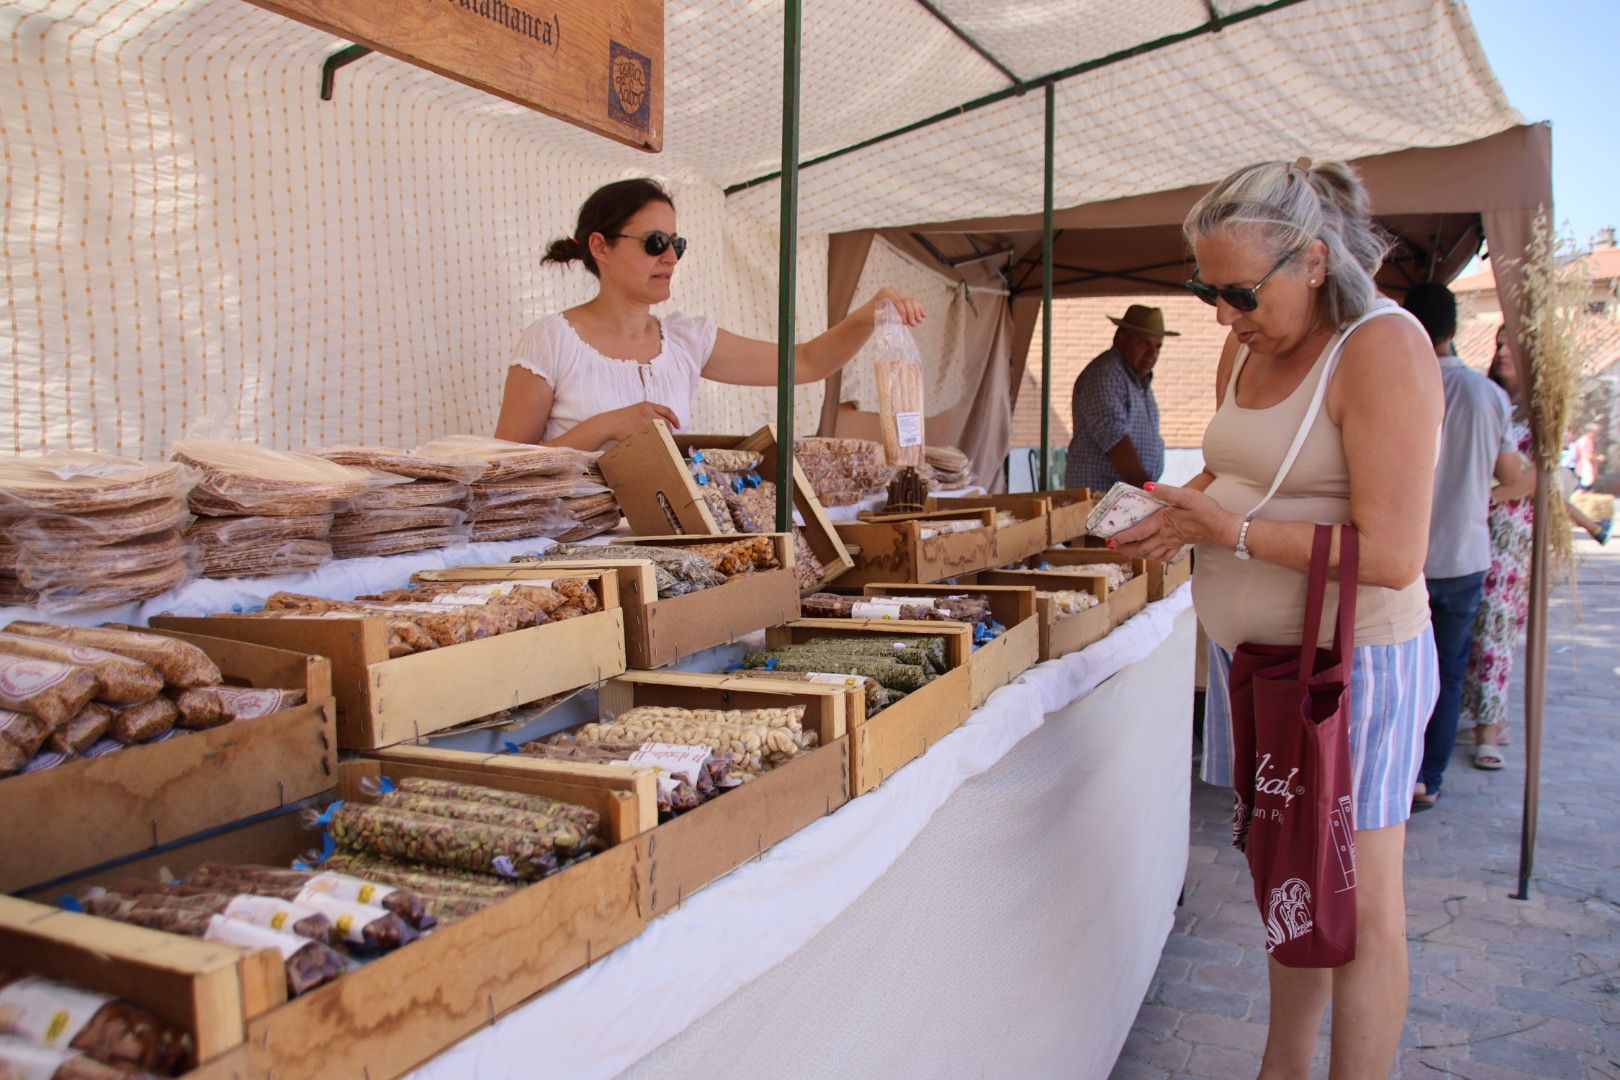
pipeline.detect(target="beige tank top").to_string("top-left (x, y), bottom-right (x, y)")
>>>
top-left (1194, 304), bottom-right (1431, 650)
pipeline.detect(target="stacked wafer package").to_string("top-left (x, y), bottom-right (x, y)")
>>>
top-left (173, 441), bottom-right (378, 578)
top-left (0, 452), bottom-right (199, 610)
top-left (0, 622), bottom-right (305, 777)
top-left (416, 436), bottom-right (620, 543)
top-left (925, 445), bottom-right (975, 489)
top-left (312, 445), bottom-right (480, 557)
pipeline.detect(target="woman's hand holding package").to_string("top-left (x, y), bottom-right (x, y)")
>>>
top-left (859, 287), bottom-right (926, 328)
top-left (1110, 482), bottom-right (1238, 562)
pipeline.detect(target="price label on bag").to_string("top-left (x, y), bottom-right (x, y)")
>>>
top-left (896, 412), bottom-right (924, 448)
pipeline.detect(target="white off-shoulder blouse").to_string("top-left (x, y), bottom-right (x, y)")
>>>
top-left (510, 311), bottom-right (719, 442)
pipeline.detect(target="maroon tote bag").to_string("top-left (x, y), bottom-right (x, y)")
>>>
top-left (1228, 524), bottom-right (1360, 968)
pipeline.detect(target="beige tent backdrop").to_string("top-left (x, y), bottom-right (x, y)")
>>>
top-left (3, 0), bottom-right (1525, 466)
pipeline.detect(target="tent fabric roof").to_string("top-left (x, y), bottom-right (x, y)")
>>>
top-left (29, 0), bottom-right (1520, 238)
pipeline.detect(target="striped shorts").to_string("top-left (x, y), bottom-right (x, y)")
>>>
top-left (1202, 628), bottom-right (1439, 831)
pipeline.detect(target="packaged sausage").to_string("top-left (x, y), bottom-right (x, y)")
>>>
top-left (0, 634), bottom-right (162, 707)
top-left (0, 654), bottom-right (101, 730)
top-left (2, 625), bottom-right (222, 690)
top-left (0, 972), bottom-right (193, 1075)
top-left (196, 915), bottom-right (347, 997)
top-left (184, 863), bottom-right (436, 931)
top-left (83, 888), bottom-right (339, 948)
top-left (47, 704), bottom-right (113, 755)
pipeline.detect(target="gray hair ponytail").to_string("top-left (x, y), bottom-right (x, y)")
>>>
top-left (1183, 160), bottom-right (1390, 328)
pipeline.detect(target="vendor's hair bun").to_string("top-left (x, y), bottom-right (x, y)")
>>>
top-left (543, 236), bottom-right (583, 265)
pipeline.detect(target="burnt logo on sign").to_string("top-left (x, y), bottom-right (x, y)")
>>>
top-left (609, 41), bottom-right (651, 129)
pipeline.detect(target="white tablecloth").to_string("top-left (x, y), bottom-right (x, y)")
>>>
top-left (411, 587), bottom-right (1194, 1079)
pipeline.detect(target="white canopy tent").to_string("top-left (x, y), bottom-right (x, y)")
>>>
top-left (3, 0), bottom-right (1522, 461)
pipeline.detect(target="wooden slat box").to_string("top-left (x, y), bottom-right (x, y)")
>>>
top-left (0, 894), bottom-right (284, 1069)
top-left (833, 508), bottom-right (997, 587)
top-left (925, 494), bottom-right (1052, 566)
top-left (970, 569), bottom-right (1111, 661)
top-left (1071, 537), bottom-right (1192, 599)
top-left (860, 582), bottom-right (1039, 708)
top-left (380, 670), bottom-right (848, 917)
top-left (598, 421), bottom-right (854, 592)
top-left (420, 534), bottom-right (799, 670)
top-left (31, 756), bottom-right (650, 1080)
top-left (1022, 548), bottom-right (1150, 629)
top-left (1044, 488), bottom-right (1096, 545)
top-left (2, 631), bottom-right (335, 894)
top-left (761, 619), bottom-right (973, 796)
top-left (153, 571), bottom-right (626, 749)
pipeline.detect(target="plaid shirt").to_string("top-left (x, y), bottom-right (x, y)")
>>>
top-left (1064, 348), bottom-right (1164, 490)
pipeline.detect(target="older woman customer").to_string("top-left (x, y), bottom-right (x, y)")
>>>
top-left (1113, 159), bottom-right (1442, 1079)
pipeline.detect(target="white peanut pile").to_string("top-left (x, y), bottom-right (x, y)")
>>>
top-left (580, 705), bottom-right (812, 776)
top-left (1039, 590), bottom-right (1101, 619)
top-left (1040, 562), bottom-right (1133, 590)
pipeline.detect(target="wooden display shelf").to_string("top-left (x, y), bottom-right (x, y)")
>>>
top-left (762, 619), bottom-right (973, 796)
top-left (860, 582), bottom-right (1038, 708)
top-left (970, 569), bottom-right (1111, 660)
top-left (597, 421), bottom-right (853, 592)
top-left (422, 534), bottom-right (799, 670)
top-left (1071, 537), bottom-right (1192, 600)
top-left (378, 670), bottom-right (849, 918)
top-left (833, 508), bottom-right (996, 586)
top-left (153, 572), bottom-right (627, 750)
top-left (33, 757), bottom-right (649, 1080)
top-left (0, 894), bottom-right (283, 1068)
top-left (1027, 548), bottom-right (1151, 627)
top-left (2, 631), bottom-right (335, 894)
top-left (925, 494), bottom-right (1051, 566)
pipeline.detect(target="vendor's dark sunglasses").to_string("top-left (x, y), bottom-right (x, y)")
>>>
top-left (606, 230), bottom-right (687, 259)
top-left (1185, 246), bottom-right (1303, 312)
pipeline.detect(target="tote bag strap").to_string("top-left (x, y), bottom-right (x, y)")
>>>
top-left (1246, 300), bottom-right (1419, 521)
top-left (1296, 524), bottom-right (1360, 678)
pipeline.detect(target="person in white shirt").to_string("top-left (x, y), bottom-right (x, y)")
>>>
top-left (495, 178), bottom-right (923, 450)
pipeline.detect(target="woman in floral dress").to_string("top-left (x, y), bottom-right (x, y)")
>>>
top-left (1461, 327), bottom-right (1536, 768)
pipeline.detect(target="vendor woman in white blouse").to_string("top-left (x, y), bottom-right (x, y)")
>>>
top-left (495, 178), bottom-right (925, 450)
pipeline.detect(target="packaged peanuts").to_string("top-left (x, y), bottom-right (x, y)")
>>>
top-left (0, 633), bottom-right (163, 706)
top-left (0, 972), bottom-right (194, 1075)
top-left (2, 624), bottom-right (222, 690)
top-left (0, 653), bottom-right (101, 730)
top-left (48, 704), bottom-right (113, 754)
top-left (0, 709), bottom-right (51, 775)
top-left (108, 698), bottom-right (178, 744)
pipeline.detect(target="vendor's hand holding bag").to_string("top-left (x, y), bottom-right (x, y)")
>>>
top-left (1229, 524), bottom-right (1360, 968)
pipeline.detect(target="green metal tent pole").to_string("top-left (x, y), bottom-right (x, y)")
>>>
top-left (775, 0), bottom-right (801, 533)
top-left (1039, 83), bottom-right (1055, 492)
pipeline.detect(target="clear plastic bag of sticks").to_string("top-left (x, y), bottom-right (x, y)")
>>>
top-left (870, 302), bottom-right (926, 468)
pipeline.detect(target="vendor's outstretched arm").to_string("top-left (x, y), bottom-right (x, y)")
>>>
top-left (702, 288), bottom-right (925, 387)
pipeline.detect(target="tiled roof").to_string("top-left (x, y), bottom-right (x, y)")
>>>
top-left (1454, 244), bottom-right (1620, 294)
top-left (1451, 312), bottom-right (1620, 378)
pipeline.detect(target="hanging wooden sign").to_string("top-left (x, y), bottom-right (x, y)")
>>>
top-left (246, 0), bottom-right (664, 151)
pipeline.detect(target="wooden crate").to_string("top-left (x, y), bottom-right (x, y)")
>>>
top-left (860, 582), bottom-right (1038, 708)
top-left (1150, 550), bottom-right (1193, 599)
top-left (378, 671), bottom-right (849, 918)
top-left (597, 421), bottom-right (853, 592)
top-left (1044, 488), bottom-right (1096, 545)
top-left (34, 757), bottom-right (650, 1080)
top-left (1023, 548), bottom-right (1150, 629)
top-left (970, 569), bottom-right (1111, 660)
top-left (925, 494), bottom-right (1051, 566)
top-left (833, 508), bottom-right (996, 586)
top-left (152, 571), bottom-right (627, 749)
top-left (763, 619), bottom-right (973, 796)
top-left (0, 895), bottom-right (284, 1067)
top-left (2, 631), bottom-right (335, 894)
top-left (422, 534), bottom-right (800, 670)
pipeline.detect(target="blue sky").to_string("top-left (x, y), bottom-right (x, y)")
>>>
top-left (1466, 0), bottom-right (1618, 249)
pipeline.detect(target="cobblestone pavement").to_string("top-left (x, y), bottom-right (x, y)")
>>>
top-left (1112, 539), bottom-right (1620, 1080)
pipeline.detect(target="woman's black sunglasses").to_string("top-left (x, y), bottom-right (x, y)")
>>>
top-left (605, 230), bottom-right (687, 260)
top-left (1184, 246), bottom-right (1302, 312)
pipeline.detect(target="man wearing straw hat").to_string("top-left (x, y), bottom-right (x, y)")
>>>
top-left (1065, 304), bottom-right (1177, 491)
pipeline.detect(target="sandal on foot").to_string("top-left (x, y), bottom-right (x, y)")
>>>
top-left (1412, 789), bottom-right (1440, 813)
top-left (1474, 743), bottom-right (1506, 770)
